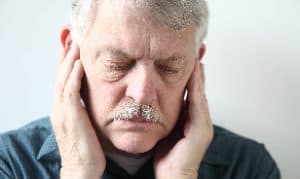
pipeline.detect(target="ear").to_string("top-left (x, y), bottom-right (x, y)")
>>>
top-left (198, 43), bottom-right (206, 62)
top-left (60, 25), bottom-right (79, 59)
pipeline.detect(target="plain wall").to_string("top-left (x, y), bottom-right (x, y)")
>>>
top-left (0, 0), bottom-right (299, 178)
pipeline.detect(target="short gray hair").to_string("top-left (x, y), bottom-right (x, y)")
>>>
top-left (70, 0), bottom-right (209, 44)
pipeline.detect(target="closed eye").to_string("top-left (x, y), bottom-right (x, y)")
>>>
top-left (106, 61), bottom-right (135, 71)
top-left (157, 65), bottom-right (180, 74)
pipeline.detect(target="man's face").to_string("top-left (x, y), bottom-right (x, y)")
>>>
top-left (79, 2), bottom-right (200, 154)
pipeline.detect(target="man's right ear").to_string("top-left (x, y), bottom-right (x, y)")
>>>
top-left (60, 25), bottom-right (79, 59)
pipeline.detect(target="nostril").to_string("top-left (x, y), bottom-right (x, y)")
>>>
top-left (125, 64), bottom-right (157, 104)
top-left (126, 81), bottom-right (154, 104)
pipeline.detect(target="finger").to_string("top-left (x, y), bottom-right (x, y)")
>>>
top-left (57, 44), bottom-right (79, 90)
top-left (59, 46), bottom-right (67, 64)
top-left (63, 60), bottom-right (84, 111)
top-left (62, 60), bottom-right (96, 140)
top-left (186, 61), bottom-right (212, 138)
top-left (51, 58), bottom-right (82, 135)
top-left (187, 61), bottom-right (204, 104)
top-left (199, 63), bottom-right (206, 92)
top-left (55, 44), bottom-right (80, 100)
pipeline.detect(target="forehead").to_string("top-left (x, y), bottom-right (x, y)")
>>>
top-left (85, 1), bottom-right (198, 60)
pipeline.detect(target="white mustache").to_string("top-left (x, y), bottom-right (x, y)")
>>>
top-left (112, 101), bottom-right (161, 123)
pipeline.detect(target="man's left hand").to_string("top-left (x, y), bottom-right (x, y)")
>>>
top-left (154, 61), bottom-right (213, 179)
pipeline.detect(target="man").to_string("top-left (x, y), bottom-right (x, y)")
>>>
top-left (0, 0), bottom-right (280, 178)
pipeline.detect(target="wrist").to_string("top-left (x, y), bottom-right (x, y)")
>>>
top-left (60, 166), bottom-right (102, 179)
top-left (156, 169), bottom-right (198, 179)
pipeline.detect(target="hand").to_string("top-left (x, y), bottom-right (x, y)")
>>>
top-left (154, 61), bottom-right (213, 179)
top-left (50, 44), bottom-right (105, 179)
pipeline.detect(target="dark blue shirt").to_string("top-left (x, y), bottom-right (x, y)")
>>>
top-left (0, 117), bottom-right (280, 179)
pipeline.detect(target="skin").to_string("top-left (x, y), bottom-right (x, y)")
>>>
top-left (51, 2), bottom-right (213, 179)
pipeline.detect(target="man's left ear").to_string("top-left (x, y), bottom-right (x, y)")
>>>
top-left (198, 43), bottom-right (206, 62)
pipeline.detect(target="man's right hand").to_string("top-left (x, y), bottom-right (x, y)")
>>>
top-left (50, 44), bottom-right (105, 179)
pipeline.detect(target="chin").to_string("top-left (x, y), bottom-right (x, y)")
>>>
top-left (111, 131), bottom-right (161, 155)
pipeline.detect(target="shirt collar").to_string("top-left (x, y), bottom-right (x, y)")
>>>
top-left (37, 133), bottom-right (59, 161)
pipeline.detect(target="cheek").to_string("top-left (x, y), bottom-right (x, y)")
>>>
top-left (82, 62), bottom-right (126, 122)
top-left (91, 82), bottom-right (126, 124)
top-left (159, 84), bottom-right (186, 131)
top-left (160, 63), bottom-right (193, 127)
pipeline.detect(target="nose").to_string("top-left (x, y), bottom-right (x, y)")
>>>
top-left (125, 64), bottom-right (157, 104)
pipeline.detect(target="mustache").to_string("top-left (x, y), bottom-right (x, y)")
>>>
top-left (112, 101), bottom-right (161, 123)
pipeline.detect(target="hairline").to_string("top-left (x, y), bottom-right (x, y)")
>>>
top-left (70, 0), bottom-right (208, 47)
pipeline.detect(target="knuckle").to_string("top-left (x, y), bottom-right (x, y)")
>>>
top-left (70, 80), bottom-right (78, 90)
top-left (51, 120), bottom-right (67, 139)
top-left (55, 81), bottom-right (65, 94)
top-left (63, 87), bottom-right (76, 100)
top-left (50, 114), bottom-right (64, 129)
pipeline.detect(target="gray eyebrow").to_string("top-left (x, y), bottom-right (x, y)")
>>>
top-left (95, 47), bottom-right (134, 60)
top-left (156, 55), bottom-right (186, 66)
top-left (96, 46), bottom-right (186, 63)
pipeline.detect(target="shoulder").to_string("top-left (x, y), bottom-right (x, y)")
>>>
top-left (199, 125), bottom-right (281, 179)
top-left (0, 117), bottom-right (52, 155)
top-left (212, 125), bottom-right (263, 156)
top-left (0, 117), bottom-right (59, 179)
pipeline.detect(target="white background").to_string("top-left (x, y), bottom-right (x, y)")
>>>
top-left (0, 0), bottom-right (299, 178)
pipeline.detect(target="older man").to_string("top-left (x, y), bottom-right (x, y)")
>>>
top-left (0, 0), bottom-right (280, 178)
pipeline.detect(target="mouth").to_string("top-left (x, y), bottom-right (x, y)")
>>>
top-left (105, 116), bottom-right (166, 131)
top-left (111, 117), bottom-right (160, 132)
top-left (115, 116), bottom-right (160, 124)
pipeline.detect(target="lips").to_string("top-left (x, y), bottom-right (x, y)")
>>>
top-left (117, 117), bottom-right (158, 123)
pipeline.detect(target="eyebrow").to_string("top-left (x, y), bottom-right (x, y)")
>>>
top-left (158, 55), bottom-right (186, 67)
top-left (95, 47), bottom-right (135, 60)
top-left (95, 46), bottom-right (186, 63)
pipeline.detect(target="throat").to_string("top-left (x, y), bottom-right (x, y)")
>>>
top-left (105, 151), bottom-right (152, 175)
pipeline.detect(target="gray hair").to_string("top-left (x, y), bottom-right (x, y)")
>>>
top-left (70, 0), bottom-right (209, 44)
